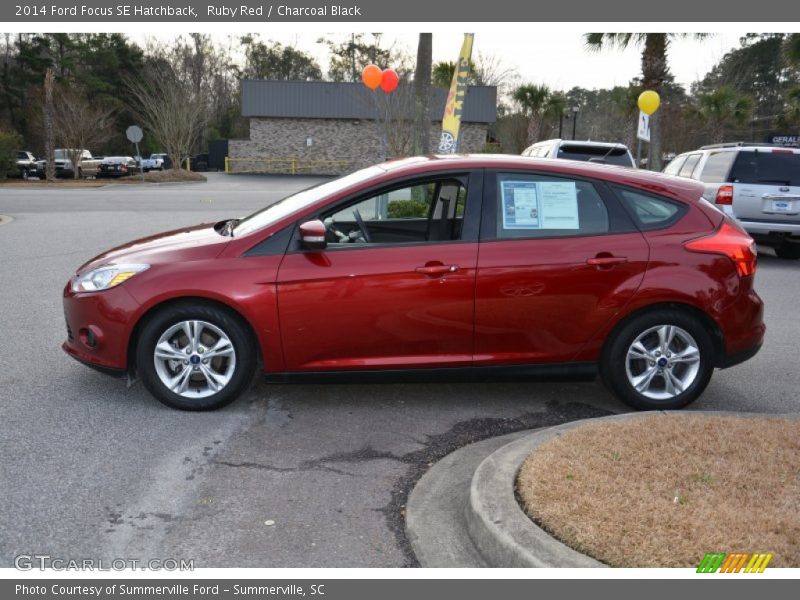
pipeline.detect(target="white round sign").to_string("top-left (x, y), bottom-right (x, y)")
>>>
top-left (126, 125), bottom-right (143, 143)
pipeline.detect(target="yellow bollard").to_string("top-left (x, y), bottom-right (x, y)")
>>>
top-left (224, 156), bottom-right (229, 173)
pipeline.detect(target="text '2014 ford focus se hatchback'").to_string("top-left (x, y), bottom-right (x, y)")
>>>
top-left (63, 156), bottom-right (765, 411)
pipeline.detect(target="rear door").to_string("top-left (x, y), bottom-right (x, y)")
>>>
top-left (474, 170), bottom-right (649, 365)
top-left (727, 149), bottom-right (800, 222)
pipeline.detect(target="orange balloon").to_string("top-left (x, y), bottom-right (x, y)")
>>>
top-left (361, 64), bottom-right (382, 90)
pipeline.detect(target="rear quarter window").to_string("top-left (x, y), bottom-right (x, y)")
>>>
top-left (697, 151), bottom-right (736, 183)
top-left (614, 187), bottom-right (687, 231)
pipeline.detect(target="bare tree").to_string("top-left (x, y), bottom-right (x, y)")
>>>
top-left (126, 63), bottom-right (207, 170)
top-left (53, 85), bottom-right (115, 178)
top-left (43, 68), bottom-right (55, 181)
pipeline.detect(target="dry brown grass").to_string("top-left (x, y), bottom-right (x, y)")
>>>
top-left (517, 414), bottom-right (800, 567)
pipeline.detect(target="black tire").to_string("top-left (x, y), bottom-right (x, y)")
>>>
top-left (774, 241), bottom-right (800, 260)
top-left (135, 302), bottom-right (257, 411)
top-left (600, 309), bottom-right (715, 411)
top-left (21, 168), bottom-right (29, 180)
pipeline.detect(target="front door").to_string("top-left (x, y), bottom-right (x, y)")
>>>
top-left (276, 171), bottom-right (482, 372)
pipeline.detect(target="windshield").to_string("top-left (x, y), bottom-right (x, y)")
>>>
top-left (54, 150), bottom-right (68, 160)
top-left (234, 165), bottom-right (385, 237)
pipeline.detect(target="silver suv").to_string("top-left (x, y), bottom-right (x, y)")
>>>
top-left (664, 143), bottom-right (800, 259)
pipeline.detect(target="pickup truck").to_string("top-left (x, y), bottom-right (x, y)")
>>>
top-left (139, 153), bottom-right (168, 172)
top-left (37, 149), bottom-right (102, 178)
top-left (12, 151), bottom-right (39, 179)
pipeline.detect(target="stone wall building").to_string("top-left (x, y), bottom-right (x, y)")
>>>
top-left (229, 80), bottom-right (497, 175)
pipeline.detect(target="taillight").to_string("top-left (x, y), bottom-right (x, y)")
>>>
top-left (714, 184), bottom-right (733, 205)
top-left (684, 221), bottom-right (757, 277)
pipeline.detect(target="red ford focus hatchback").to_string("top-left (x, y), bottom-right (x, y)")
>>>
top-left (63, 156), bottom-right (764, 411)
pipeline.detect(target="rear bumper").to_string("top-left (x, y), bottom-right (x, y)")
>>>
top-left (739, 220), bottom-right (800, 236)
top-left (719, 341), bottom-right (762, 369)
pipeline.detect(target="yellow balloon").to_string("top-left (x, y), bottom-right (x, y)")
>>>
top-left (638, 90), bottom-right (661, 115)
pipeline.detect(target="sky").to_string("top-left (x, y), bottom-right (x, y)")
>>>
top-left (135, 30), bottom-right (749, 92)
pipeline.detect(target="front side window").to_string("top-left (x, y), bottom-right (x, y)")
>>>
top-left (322, 177), bottom-right (467, 245)
top-left (494, 173), bottom-right (610, 239)
top-left (663, 155), bottom-right (687, 176)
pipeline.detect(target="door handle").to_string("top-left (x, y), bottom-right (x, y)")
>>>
top-left (415, 264), bottom-right (460, 276)
top-left (586, 256), bottom-right (628, 266)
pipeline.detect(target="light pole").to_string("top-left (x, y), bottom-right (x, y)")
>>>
top-left (571, 106), bottom-right (579, 140)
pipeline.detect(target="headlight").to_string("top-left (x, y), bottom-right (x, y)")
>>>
top-left (72, 264), bottom-right (150, 293)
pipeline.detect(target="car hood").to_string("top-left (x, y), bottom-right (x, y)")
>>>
top-left (77, 222), bottom-right (231, 274)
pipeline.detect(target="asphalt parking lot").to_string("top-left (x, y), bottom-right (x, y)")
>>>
top-left (1, 173), bottom-right (798, 568)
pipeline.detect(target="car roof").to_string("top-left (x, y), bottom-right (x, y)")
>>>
top-left (525, 139), bottom-right (629, 150)
top-left (377, 154), bottom-right (705, 203)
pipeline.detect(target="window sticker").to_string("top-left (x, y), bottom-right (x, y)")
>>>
top-left (500, 180), bottom-right (579, 230)
top-left (500, 180), bottom-right (539, 229)
top-left (539, 181), bottom-right (579, 229)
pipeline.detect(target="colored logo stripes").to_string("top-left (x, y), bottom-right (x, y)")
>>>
top-left (697, 552), bottom-right (773, 573)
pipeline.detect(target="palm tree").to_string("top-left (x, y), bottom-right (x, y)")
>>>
top-left (512, 83), bottom-right (552, 145)
top-left (585, 33), bottom-right (709, 169)
top-left (692, 86), bottom-right (754, 144)
top-left (784, 33), bottom-right (800, 67)
top-left (413, 34), bottom-right (432, 155)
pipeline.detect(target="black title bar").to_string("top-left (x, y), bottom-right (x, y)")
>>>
top-left (4, 0), bottom-right (800, 22)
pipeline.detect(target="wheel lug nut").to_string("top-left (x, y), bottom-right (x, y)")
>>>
top-left (185, 348), bottom-right (191, 354)
top-left (649, 360), bottom-right (655, 366)
top-left (655, 351), bottom-right (661, 357)
top-left (202, 359), bottom-right (208, 364)
top-left (183, 360), bottom-right (189, 365)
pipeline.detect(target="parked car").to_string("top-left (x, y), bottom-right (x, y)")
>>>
top-left (96, 156), bottom-right (138, 178)
top-left (140, 153), bottom-right (168, 172)
top-left (37, 149), bottom-right (102, 178)
top-left (11, 151), bottom-right (39, 179)
top-left (663, 143), bottom-right (800, 259)
top-left (62, 155), bottom-right (764, 412)
top-left (523, 139), bottom-right (636, 168)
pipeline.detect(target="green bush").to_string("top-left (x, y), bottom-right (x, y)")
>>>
top-left (387, 199), bottom-right (429, 218)
top-left (0, 130), bottom-right (22, 179)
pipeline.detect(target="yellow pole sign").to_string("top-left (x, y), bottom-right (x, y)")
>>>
top-left (438, 33), bottom-right (475, 154)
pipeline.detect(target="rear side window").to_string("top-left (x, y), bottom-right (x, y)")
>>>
top-left (729, 150), bottom-right (800, 186)
top-left (615, 187), bottom-right (687, 231)
top-left (494, 173), bottom-right (610, 239)
top-left (678, 153), bottom-right (702, 178)
top-left (698, 151), bottom-right (736, 183)
top-left (663, 155), bottom-right (687, 176)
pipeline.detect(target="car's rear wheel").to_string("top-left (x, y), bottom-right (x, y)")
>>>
top-left (601, 309), bottom-right (714, 410)
top-left (774, 240), bottom-right (800, 260)
top-left (136, 303), bottom-right (257, 411)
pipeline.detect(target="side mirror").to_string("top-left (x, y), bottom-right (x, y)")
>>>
top-left (298, 219), bottom-right (327, 251)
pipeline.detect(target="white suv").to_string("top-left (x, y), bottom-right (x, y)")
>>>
top-left (522, 139), bottom-right (636, 168)
top-left (664, 143), bottom-right (800, 259)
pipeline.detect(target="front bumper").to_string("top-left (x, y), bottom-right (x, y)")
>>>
top-left (62, 280), bottom-right (141, 372)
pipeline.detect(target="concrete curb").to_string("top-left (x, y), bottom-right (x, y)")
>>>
top-left (430, 410), bottom-right (798, 567)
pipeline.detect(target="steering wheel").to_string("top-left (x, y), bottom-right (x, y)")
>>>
top-left (353, 209), bottom-right (372, 243)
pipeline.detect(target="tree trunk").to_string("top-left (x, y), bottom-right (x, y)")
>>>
top-left (641, 34), bottom-right (668, 171)
top-left (527, 114), bottom-right (543, 146)
top-left (43, 68), bottom-right (55, 182)
top-left (413, 33), bottom-right (432, 156)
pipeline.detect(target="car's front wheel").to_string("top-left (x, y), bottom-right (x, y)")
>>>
top-left (601, 309), bottom-right (714, 410)
top-left (136, 303), bottom-right (257, 410)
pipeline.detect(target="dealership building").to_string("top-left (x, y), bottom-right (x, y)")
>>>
top-left (227, 80), bottom-right (497, 175)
